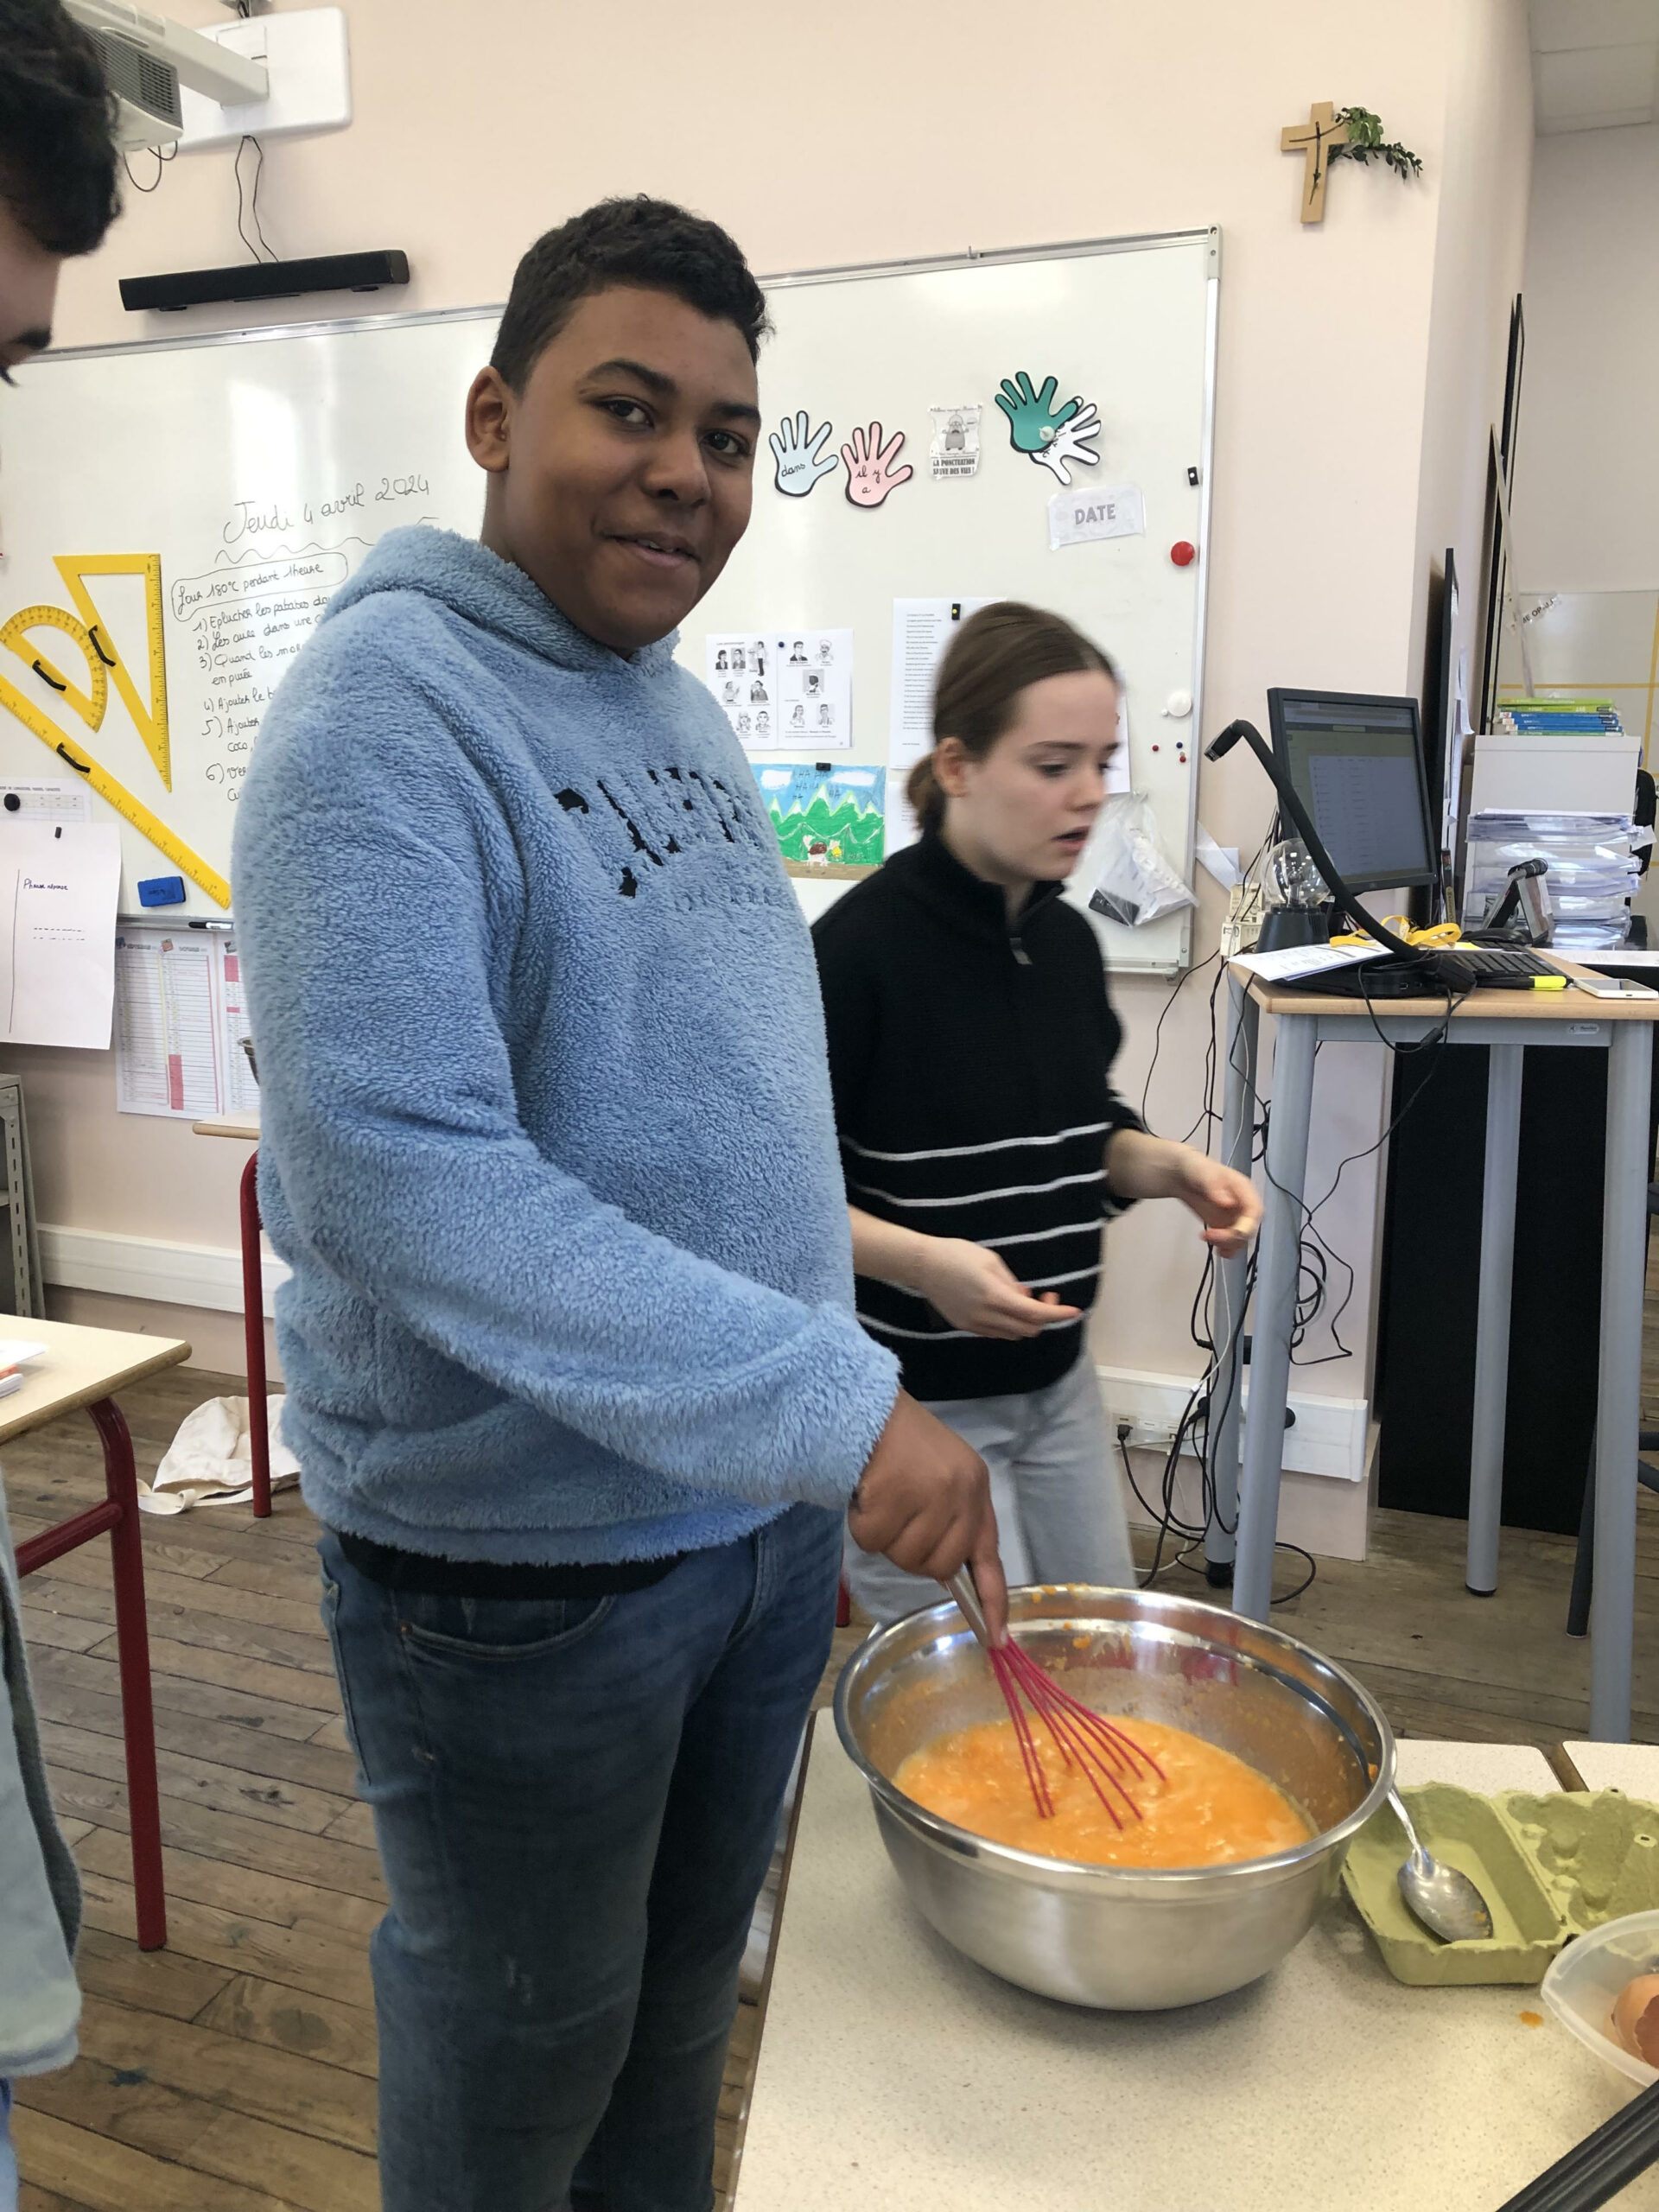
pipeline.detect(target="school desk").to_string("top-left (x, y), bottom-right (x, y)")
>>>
top-left (1212, 960), bottom-right (1659, 1739)
top-left (7, 1314), bottom-right (192, 1949)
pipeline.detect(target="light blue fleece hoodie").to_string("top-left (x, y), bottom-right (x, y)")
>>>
top-left (232, 527), bottom-right (899, 1564)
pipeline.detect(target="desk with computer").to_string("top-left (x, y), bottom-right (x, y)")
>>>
top-left (1208, 687), bottom-right (1656, 1739)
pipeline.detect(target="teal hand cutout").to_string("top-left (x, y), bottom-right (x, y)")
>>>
top-left (995, 372), bottom-right (1081, 455)
top-left (770, 411), bottom-right (840, 497)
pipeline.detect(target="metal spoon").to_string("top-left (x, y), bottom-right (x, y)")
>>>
top-left (1390, 1789), bottom-right (1494, 1942)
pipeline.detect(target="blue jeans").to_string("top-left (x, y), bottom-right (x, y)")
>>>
top-left (319, 1503), bottom-right (841, 2212)
top-left (0, 2079), bottom-right (16, 2212)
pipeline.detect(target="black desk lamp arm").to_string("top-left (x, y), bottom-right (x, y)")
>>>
top-left (1204, 719), bottom-right (1417, 961)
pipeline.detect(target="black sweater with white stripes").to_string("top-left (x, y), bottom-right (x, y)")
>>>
top-left (811, 830), bottom-right (1143, 1402)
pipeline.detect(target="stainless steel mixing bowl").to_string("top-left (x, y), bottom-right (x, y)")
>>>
top-left (833, 1583), bottom-right (1394, 2010)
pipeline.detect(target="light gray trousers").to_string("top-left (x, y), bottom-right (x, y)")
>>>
top-left (845, 1354), bottom-right (1135, 1625)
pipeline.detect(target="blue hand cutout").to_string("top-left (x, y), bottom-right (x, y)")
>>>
top-left (770, 411), bottom-right (840, 497)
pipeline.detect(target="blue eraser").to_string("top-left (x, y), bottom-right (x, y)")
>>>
top-left (137, 875), bottom-right (187, 907)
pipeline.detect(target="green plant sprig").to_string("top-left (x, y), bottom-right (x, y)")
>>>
top-left (1330, 106), bottom-right (1423, 182)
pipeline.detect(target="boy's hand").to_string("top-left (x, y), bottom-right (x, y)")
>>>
top-left (912, 1237), bottom-right (1081, 1339)
top-left (1173, 1152), bottom-right (1262, 1257)
top-left (849, 1393), bottom-right (1008, 1643)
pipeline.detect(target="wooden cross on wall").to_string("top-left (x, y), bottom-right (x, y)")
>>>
top-left (1281, 101), bottom-right (1349, 223)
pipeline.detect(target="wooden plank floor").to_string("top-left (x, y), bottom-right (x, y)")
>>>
top-left (5, 1351), bottom-right (1659, 2211)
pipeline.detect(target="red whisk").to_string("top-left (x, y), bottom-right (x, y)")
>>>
top-left (947, 1570), bottom-right (1164, 1829)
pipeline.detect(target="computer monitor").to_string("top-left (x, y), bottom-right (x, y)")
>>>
top-left (1266, 689), bottom-right (1439, 898)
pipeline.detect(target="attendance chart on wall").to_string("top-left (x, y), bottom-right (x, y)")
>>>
top-left (115, 924), bottom-right (259, 1117)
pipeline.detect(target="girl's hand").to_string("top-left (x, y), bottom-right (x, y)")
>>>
top-left (1171, 1151), bottom-right (1262, 1257)
top-left (912, 1238), bottom-right (1082, 1339)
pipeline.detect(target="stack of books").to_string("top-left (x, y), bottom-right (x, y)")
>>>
top-left (1494, 696), bottom-right (1626, 734)
top-left (1465, 811), bottom-right (1639, 949)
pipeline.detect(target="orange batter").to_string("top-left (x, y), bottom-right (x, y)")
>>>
top-left (893, 1715), bottom-right (1311, 1868)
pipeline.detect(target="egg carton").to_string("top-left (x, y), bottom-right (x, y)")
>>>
top-left (1340, 1785), bottom-right (1659, 1986)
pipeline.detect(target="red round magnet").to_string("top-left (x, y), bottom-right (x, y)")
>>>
top-left (1170, 540), bottom-right (1197, 567)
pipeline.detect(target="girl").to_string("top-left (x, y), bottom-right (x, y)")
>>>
top-left (816, 601), bottom-right (1261, 1623)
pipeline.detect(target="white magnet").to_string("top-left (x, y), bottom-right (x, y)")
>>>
top-left (1162, 690), bottom-right (1193, 720)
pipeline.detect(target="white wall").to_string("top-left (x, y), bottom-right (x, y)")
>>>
top-left (15, 1), bottom-right (1529, 1416)
top-left (1513, 120), bottom-right (1659, 589)
top-left (1411, 0), bottom-right (1535, 691)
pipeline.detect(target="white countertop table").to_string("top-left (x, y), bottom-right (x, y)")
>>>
top-left (1562, 1741), bottom-right (1659, 1796)
top-left (734, 1719), bottom-right (1658, 2212)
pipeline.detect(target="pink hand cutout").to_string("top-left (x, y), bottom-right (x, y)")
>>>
top-left (841, 422), bottom-right (913, 508)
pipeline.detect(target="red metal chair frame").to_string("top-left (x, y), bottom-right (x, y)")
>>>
top-left (14, 1396), bottom-right (168, 1949)
top-left (239, 1151), bottom-right (272, 1519)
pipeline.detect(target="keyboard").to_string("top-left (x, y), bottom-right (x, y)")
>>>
top-left (1277, 946), bottom-right (1561, 998)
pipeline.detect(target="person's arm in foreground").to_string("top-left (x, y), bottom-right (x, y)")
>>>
top-left (849, 1207), bottom-right (1080, 1341)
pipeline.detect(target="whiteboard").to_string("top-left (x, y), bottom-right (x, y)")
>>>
top-left (0, 305), bottom-right (497, 917)
top-left (0, 229), bottom-right (1217, 964)
top-left (693, 232), bottom-right (1219, 973)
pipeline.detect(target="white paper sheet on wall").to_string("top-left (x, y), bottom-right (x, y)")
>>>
top-left (1047, 481), bottom-right (1146, 551)
top-left (115, 922), bottom-right (249, 1117)
top-left (1108, 696), bottom-right (1133, 797)
top-left (703, 630), bottom-right (853, 750)
top-left (887, 597), bottom-right (995, 852)
top-left (0, 779), bottom-right (92, 825)
top-left (220, 935), bottom-right (259, 1115)
top-left (0, 822), bottom-right (120, 1049)
top-left (887, 598), bottom-right (1128, 846)
top-left (888, 599), bottom-right (995, 773)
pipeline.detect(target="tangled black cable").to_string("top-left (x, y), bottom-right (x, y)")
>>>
top-left (1122, 830), bottom-right (1466, 1607)
top-left (1261, 972), bottom-right (1471, 1370)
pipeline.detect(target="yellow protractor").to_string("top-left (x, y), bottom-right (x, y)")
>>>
top-left (54, 554), bottom-right (171, 790)
top-left (0, 603), bottom-right (108, 731)
top-left (0, 670), bottom-right (230, 908)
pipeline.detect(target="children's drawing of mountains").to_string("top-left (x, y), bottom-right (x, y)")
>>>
top-left (772, 788), bottom-right (884, 864)
top-left (752, 766), bottom-right (886, 867)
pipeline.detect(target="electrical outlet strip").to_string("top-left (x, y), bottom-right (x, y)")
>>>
top-left (1220, 878), bottom-right (1265, 959)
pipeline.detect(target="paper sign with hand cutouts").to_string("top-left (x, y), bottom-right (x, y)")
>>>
top-left (841, 423), bottom-right (912, 509)
top-left (994, 372), bottom-right (1102, 486)
top-left (770, 411), bottom-right (840, 498)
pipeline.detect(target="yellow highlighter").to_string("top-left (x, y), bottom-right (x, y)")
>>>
top-left (1530, 976), bottom-right (1568, 991)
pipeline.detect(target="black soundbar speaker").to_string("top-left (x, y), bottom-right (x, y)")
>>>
top-left (120, 251), bottom-right (410, 313)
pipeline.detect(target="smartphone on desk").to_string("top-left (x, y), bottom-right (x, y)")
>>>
top-left (1571, 976), bottom-right (1659, 1000)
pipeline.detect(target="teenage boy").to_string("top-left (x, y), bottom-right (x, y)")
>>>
top-left (0, 0), bottom-right (117, 369)
top-left (234, 196), bottom-right (1006, 2212)
top-left (0, 6), bottom-right (122, 2203)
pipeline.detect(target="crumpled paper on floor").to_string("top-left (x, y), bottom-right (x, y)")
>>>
top-left (140, 1395), bottom-right (299, 1515)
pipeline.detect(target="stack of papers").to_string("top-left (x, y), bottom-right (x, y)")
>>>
top-left (1465, 811), bottom-right (1638, 949)
top-left (0, 1338), bottom-right (48, 1398)
top-left (1228, 943), bottom-right (1388, 983)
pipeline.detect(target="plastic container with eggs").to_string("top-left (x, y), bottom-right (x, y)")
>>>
top-left (1342, 1786), bottom-right (1659, 1986)
top-left (1542, 1909), bottom-right (1659, 2088)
